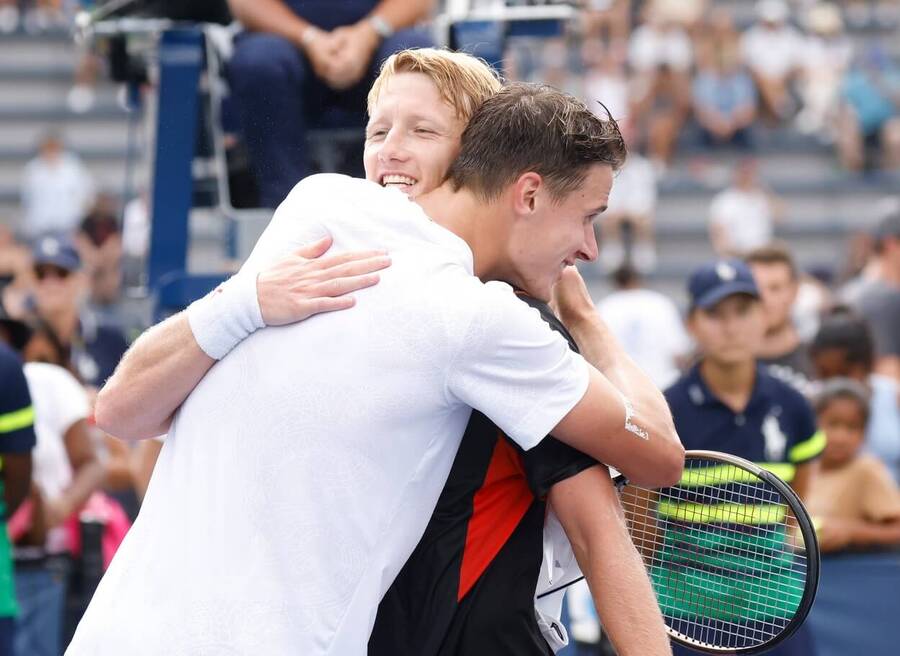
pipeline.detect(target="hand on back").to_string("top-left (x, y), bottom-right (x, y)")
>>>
top-left (256, 234), bottom-right (391, 326)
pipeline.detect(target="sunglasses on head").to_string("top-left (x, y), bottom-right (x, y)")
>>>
top-left (34, 264), bottom-right (72, 281)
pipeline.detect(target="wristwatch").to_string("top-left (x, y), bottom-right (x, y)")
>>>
top-left (368, 14), bottom-right (394, 40)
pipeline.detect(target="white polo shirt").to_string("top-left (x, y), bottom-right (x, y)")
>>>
top-left (68, 175), bottom-right (590, 655)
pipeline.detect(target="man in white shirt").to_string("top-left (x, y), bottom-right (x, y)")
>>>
top-left (597, 265), bottom-right (690, 389)
top-left (739, 0), bottom-right (804, 121)
top-left (709, 158), bottom-right (780, 256)
top-left (20, 133), bottom-right (94, 240)
top-left (70, 82), bottom-right (682, 655)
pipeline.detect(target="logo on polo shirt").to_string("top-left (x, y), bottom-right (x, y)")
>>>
top-left (762, 413), bottom-right (787, 461)
top-left (689, 385), bottom-right (705, 406)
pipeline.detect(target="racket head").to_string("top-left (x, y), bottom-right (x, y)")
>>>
top-left (617, 450), bottom-right (820, 654)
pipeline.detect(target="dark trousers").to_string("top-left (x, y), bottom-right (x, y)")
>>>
top-left (228, 26), bottom-right (432, 207)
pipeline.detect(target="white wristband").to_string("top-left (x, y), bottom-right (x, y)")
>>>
top-left (187, 271), bottom-right (265, 360)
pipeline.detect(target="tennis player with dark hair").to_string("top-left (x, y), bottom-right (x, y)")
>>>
top-left (70, 75), bottom-right (683, 653)
top-left (664, 259), bottom-right (824, 656)
top-left (369, 268), bottom-right (672, 656)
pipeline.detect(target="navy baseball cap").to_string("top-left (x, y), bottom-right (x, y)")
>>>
top-left (32, 235), bottom-right (81, 272)
top-left (688, 259), bottom-right (760, 310)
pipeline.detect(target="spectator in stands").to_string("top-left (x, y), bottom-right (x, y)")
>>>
top-left (628, 0), bottom-right (692, 168)
top-left (19, 133), bottom-right (94, 241)
top-left (708, 158), bottom-right (781, 256)
top-left (599, 123), bottom-right (659, 273)
top-left (76, 196), bottom-right (121, 305)
top-left (692, 38), bottom-right (757, 150)
top-left (596, 264), bottom-right (690, 390)
top-left (810, 310), bottom-right (900, 484)
top-left (692, 8), bottom-right (757, 147)
top-left (840, 209), bottom-right (900, 380)
top-left (74, 197), bottom-right (142, 341)
top-left (794, 2), bottom-right (853, 137)
top-left (746, 244), bottom-right (816, 393)
top-left (836, 44), bottom-right (900, 171)
top-left (8, 325), bottom-right (104, 656)
top-left (0, 309), bottom-right (36, 656)
top-left (23, 313), bottom-right (147, 526)
top-left (740, 0), bottom-right (804, 123)
top-left (225, 0), bottom-right (434, 207)
top-left (22, 235), bottom-right (128, 390)
top-left (807, 378), bottom-right (900, 552)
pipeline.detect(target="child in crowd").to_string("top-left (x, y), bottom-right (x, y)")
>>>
top-left (807, 378), bottom-right (900, 553)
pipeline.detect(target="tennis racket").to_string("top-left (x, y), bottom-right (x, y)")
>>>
top-left (537, 450), bottom-right (820, 654)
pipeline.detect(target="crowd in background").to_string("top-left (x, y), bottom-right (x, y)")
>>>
top-left (502, 0), bottom-right (900, 274)
top-left (0, 0), bottom-right (899, 654)
top-left (510, 0), bottom-right (900, 170)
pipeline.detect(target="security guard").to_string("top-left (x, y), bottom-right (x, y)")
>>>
top-left (664, 259), bottom-right (825, 656)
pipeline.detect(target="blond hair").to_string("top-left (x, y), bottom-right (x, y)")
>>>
top-left (367, 48), bottom-right (503, 123)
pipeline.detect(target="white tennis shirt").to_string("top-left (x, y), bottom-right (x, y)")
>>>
top-left (68, 175), bottom-right (590, 655)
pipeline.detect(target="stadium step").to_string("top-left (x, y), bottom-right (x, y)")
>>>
top-left (0, 30), bottom-right (79, 68)
top-left (656, 183), bottom-right (896, 229)
top-left (0, 115), bottom-right (134, 152)
top-left (0, 78), bottom-right (119, 110)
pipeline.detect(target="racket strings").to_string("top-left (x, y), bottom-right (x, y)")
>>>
top-left (619, 457), bottom-right (811, 651)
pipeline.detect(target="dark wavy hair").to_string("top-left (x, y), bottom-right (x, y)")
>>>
top-left (445, 83), bottom-right (627, 202)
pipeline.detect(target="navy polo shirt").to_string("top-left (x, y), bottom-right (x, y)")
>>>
top-left (664, 363), bottom-right (824, 482)
top-left (664, 363), bottom-right (823, 656)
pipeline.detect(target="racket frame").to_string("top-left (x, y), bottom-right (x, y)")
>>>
top-left (536, 450), bottom-right (821, 655)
